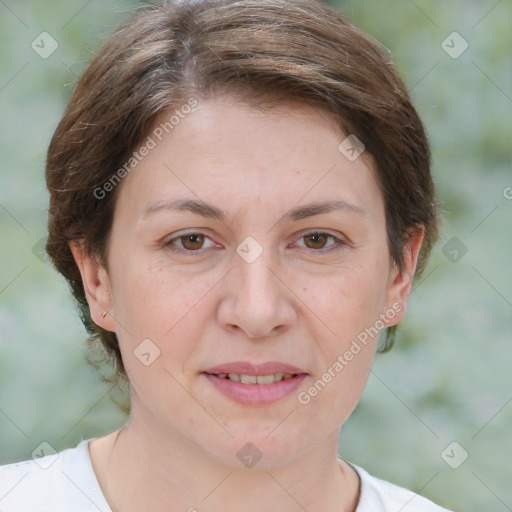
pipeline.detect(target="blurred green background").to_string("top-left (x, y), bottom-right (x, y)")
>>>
top-left (0, 1), bottom-right (511, 510)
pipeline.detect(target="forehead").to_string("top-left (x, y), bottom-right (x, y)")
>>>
top-left (113, 93), bottom-right (382, 225)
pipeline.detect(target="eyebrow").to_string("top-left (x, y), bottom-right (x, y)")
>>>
top-left (141, 198), bottom-right (364, 223)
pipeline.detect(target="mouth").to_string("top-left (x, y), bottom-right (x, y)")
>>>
top-left (201, 362), bottom-right (308, 405)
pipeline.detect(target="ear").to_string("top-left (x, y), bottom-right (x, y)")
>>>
top-left (69, 240), bottom-right (116, 331)
top-left (381, 227), bottom-right (425, 328)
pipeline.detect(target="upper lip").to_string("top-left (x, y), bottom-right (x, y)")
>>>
top-left (203, 361), bottom-right (308, 376)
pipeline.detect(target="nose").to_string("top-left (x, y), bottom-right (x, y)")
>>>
top-left (217, 248), bottom-right (297, 339)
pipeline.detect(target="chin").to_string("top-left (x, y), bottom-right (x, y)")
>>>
top-left (201, 424), bottom-right (310, 470)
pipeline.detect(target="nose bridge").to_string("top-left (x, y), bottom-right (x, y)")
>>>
top-left (220, 238), bottom-right (295, 338)
top-left (237, 242), bottom-right (279, 308)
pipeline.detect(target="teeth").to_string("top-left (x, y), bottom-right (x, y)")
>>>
top-left (215, 373), bottom-right (297, 384)
top-left (256, 374), bottom-right (275, 384)
top-left (240, 374), bottom-right (257, 384)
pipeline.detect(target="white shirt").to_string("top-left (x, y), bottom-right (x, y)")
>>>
top-left (0, 438), bottom-right (453, 511)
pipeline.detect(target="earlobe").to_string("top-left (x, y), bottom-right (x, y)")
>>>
top-left (69, 240), bottom-right (115, 331)
top-left (382, 228), bottom-right (425, 328)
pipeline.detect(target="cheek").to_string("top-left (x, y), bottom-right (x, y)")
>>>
top-left (296, 348), bottom-right (376, 431)
top-left (296, 259), bottom-right (388, 347)
top-left (113, 260), bottom-right (209, 406)
top-left (290, 258), bottom-right (385, 418)
top-left (112, 255), bottom-right (211, 336)
top-left (110, 257), bottom-right (241, 399)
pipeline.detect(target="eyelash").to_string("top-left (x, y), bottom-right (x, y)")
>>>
top-left (163, 229), bottom-right (347, 256)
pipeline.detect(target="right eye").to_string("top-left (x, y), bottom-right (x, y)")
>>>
top-left (164, 232), bottom-right (217, 255)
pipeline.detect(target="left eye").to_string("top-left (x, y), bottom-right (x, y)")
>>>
top-left (295, 231), bottom-right (343, 251)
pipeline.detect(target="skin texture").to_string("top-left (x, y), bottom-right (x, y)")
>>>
top-left (70, 92), bottom-right (423, 512)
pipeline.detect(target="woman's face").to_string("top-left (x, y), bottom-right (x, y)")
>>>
top-left (74, 92), bottom-right (420, 467)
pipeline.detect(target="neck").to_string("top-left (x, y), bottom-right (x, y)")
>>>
top-left (101, 404), bottom-right (360, 512)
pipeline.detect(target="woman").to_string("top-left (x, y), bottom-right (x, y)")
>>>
top-left (0, 0), bottom-right (451, 510)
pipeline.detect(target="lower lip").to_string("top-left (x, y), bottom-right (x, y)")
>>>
top-left (203, 373), bottom-right (308, 405)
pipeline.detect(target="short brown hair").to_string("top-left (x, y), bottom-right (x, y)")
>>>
top-left (45, 0), bottom-right (440, 386)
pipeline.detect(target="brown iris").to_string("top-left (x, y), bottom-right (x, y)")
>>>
top-left (303, 233), bottom-right (329, 250)
top-left (180, 234), bottom-right (205, 250)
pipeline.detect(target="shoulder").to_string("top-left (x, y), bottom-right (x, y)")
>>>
top-left (352, 464), bottom-right (454, 512)
top-left (0, 439), bottom-right (111, 512)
